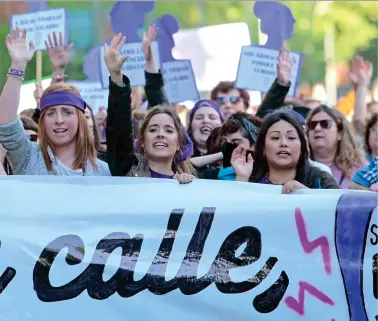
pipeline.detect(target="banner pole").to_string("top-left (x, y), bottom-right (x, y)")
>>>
top-left (36, 50), bottom-right (42, 85)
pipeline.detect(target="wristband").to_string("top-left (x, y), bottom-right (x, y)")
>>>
top-left (8, 68), bottom-right (24, 77)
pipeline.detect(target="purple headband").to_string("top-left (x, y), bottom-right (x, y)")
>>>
top-left (189, 100), bottom-right (225, 129)
top-left (40, 91), bottom-right (87, 113)
top-left (135, 126), bottom-right (194, 163)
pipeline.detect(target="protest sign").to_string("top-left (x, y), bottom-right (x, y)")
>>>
top-left (162, 60), bottom-right (199, 104)
top-left (10, 8), bottom-right (67, 51)
top-left (99, 42), bottom-right (160, 88)
top-left (68, 81), bottom-right (108, 114)
top-left (172, 23), bottom-right (251, 91)
top-left (18, 77), bottom-right (52, 113)
top-left (236, 45), bottom-right (302, 97)
top-left (0, 176), bottom-right (376, 321)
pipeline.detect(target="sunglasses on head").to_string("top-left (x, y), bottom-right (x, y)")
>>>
top-left (307, 119), bottom-right (334, 131)
top-left (27, 134), bottom-right (38, 142)
top-left (216, 96), bottom-right (240, 105)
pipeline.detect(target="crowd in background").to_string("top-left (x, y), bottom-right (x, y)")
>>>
top-left (0, 25), bottom-right (377, 193)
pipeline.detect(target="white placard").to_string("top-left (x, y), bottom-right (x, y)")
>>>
top-left (162, 60), bottom-right (199, 104)
top-left (100, 41), bottom-right (160, 88)
top-left (10, 8), bottom-right (67, 51)
top-left (68, 81), bottom-right (108, 114)
top-left (172, 23), bottom-right (251, 91)
top-left (236, 45), bottom-right (302, 97)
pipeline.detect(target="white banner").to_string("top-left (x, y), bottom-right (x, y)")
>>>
top-left (10, 8), bottom-right (67, 51)
top-left (0, 176), bottom-right (376, 321)
top-left (100, 42), bottom-right (160, 88)
top-left (173, 23), bottom-right (251, 91)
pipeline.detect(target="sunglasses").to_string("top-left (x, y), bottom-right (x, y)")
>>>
top-left (27, 134), bottom-right (38, 142)
top-left (216, 96), bottom-right (240, 105)
top-left (307, 119), bottom-right (334, 131)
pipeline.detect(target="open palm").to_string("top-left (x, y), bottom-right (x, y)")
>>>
top-left (277, 47), bottom-right (295, 86)
top-left (45, 31), bottom-right (74, 70)
top-left (6, 27), bottom-right (35, 68)
top-left (104, 33), bottom-right (128, 74)
top-left (142, 24), bottom-right (158, 62)
top-left (231, 146), bottom-right (254, 179)
top-left (349, 56), bottom-right (372, 86)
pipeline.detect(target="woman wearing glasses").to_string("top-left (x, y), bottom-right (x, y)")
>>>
top-left (306, 105), bottom-right (366, 189)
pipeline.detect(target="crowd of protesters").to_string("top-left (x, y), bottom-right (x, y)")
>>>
top-left (0, 26), bottom-right (377, 193)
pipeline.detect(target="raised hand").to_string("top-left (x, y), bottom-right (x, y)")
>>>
top-left (6, 27), bottom-right (35, 70)
top-left (277, 47), bottom-right (295, 87)
top-left (349, 56), bottom-right (373, 87)
top-left (104, 33), bottom-right (128, 74)
top-left (142, 24), bottom-right (158, 62)
top-left (33, 83), bottom-right (43, 106)
top-left (231, 146), bottom-right (253, 181)
top-left (45, 31), bottom-right (74, 72)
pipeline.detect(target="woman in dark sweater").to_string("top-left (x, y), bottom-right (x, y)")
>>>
top-left (105, 32), bottom-right (194, 183)
top-left (232, 110), bottom-right (339, 192)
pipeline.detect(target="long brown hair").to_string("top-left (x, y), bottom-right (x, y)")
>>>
top-left (39, 83), bottom-right (97, 172)
top-left (138, 105), bottom-right (195, 175)
top-left (307, 105), bottom-right (363, 178)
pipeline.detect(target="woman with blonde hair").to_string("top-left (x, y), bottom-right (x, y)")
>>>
top-left (0, 28), bottom-right (110, 176)
top-left (306, 105), bottom-right (366, 188)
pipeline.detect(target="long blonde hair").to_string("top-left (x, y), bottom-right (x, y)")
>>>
top-left (39, 83), bottom-right (97, 172)
top-left (138, 105), bottom-right (195, 175)
top-left (307, 105), bottom-right (363, 178)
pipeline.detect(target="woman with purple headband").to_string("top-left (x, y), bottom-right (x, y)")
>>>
top-left (0, 28), bottom-right (110, 176)
top-left (105, 29), bottom-right (195, 183)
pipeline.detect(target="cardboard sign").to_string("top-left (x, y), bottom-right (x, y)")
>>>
top-left (236, 45), bottom-right (302, 97)
top-left (162, 60), bottom-right (199, 104)
top-left (68, 81), bottom-right (108, 114)
top-left (99, 41), bottom-right (160, 88)
top-left (10, 8), bottom-right (67, 51)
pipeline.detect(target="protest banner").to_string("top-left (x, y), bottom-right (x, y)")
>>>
top-left (68, 81), bottom-right (109, 114)
top-left (162, 60), bottom-right (200, 104)
top-left (10, 8), bottom-right (67, 51)
top-left (99, 42), bottom-right (161, 88)
top-left (236, 45), bottom-right (303, 97)
top-left (0, 176), bottom-right (376, 321)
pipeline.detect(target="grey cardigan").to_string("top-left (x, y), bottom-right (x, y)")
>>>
top-left (0, 118), bottom-right (110, 176)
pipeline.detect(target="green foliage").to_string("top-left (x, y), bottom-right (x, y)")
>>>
top-left (0, 1), bottom-right (376, 88)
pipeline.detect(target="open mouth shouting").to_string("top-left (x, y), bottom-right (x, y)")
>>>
top-left (200, 126), bottom-right (212, 135)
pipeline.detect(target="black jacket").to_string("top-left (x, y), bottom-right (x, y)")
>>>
top-left (255, 78), bottom-right (290, 119)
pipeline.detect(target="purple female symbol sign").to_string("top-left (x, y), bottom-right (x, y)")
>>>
top-left (83, 1), bottom-right (154, 82)
top-left (253, 1), bottom-right (296, 51)
top-left (153, 14), bottom-right (199, 103)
